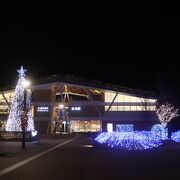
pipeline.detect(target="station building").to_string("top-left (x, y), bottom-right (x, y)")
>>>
top-left (0, 74), bottom-right (158, 134)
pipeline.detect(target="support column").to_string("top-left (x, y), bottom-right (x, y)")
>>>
top-left (2, 93), bottom-right (11, 108)
top-left (48, 83), bottom-right (59, 134)
top-left (83, 88), bottom-right (102, 120)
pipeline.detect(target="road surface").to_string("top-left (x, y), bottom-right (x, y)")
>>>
top-left (1, 135), bottom-right (180, 179)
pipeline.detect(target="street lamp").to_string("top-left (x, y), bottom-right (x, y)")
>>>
top-left (59, 103), bottom-right (66, 133)
top-left (21, 80), bottom-right (30, 149)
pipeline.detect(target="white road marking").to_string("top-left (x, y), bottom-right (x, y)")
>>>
top-left (0, 136), bottom-right (79, 177)
top-left (81, 145), bottom-right (93, 148)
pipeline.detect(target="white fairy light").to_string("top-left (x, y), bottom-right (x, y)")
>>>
top-left (156, 103), bottom-right (179, 127)
top-left (6, 66), bottom-right (35, 132)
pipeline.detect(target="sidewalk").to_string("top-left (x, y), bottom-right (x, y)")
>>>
top-left (0, 134), bottom-right (77, 171)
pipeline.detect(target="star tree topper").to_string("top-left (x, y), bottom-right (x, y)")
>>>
top-left (17, 66), bottom-right (27, 77)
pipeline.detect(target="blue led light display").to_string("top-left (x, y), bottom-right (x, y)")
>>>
top-left (95, 131), bottom-right (163, 150)
top-left (151, 124), bottom-right (168, 140)
top-left (171, 130), bottom-right (180, 143)
top-left (116, 124), bottom-right (134, 132)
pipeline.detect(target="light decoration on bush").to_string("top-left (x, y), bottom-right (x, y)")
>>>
top-left (31, 130), bottom-right (38, 137)
top-left (6, 66), bottom-right (35, 132)
top-left (95, 131), bottom-right (163, 150)
top-left (156, 103), bottom-right (179, 127)
top-left (151, 124), bottom-right (168, 140)
top-left (171, 130), bottom-right (180, 143)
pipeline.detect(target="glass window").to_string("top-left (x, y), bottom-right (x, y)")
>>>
top-left (70, 120), bottom-right (101, 132)
top-left (130, 96), bottom-right (136, 102)
top-left (124, 106), bottom-right (131, 111)
top-left (117, 94), bottom-right (124, 102)
top-left (113, 94), bottom-right (118, 102)
top-left (104, 92), bottom-right (157, 112)
top-left (117, 106), bottom-right (124, 111)
top-left (137, 106), bottom-right (143, 111)
top-left (147, 99), bottom-right (156, 102)
top-left (105, 106), bottom-right (108, 111)
top-left (0, 105), bottom-right (9, 114)
top-left (131, 106), bottom-right (137, 111)
top-left (150, 106), bottom-right (156, 111)
top-left (136, 97), bottom-right (143, 102)
top-left (123, 95), bottom-right (130, 102)
top-left (105, 92), bottom-right (112, 102)
top-left (110, 106), bottom-right (118, 111)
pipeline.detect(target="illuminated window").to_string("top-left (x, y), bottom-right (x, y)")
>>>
top-left (131, 106), bottom-right (137, 111)
top-left (147, 99), bottom-right (156, 102)
top-left (136, 97), bottom-right (143, 102)
top-left (104, 92), bottom-right (112, 102)
top-left (104, 92), bottom-right (157, 112)
top-left (123, 95), bottom-right (130, 102)
top-left (117, 106), bottom-right (124, 111)
top-left (130, 96), bottom-right (136, 102)
top-left (150, 106), bottom-right (156, 111)
top-left (70, 120), bottom-right (101, 132)
top-left (117, 94), bottom-right (123, 102)
top-left (124, 106), bottom-right (130, 111)
top-left (0, 92), bottom-right (14, 103)
top-left (0, 105), bottom-right (9, 114)
top-left (110, 106), bottom-right (118, 111)
top-left (137, 106), bottom-right (143, 111)
top-left (32, 106), bottom-right (34, 117)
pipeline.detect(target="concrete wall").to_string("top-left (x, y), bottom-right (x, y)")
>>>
top-left (32, 90), bottom-right (52, 102)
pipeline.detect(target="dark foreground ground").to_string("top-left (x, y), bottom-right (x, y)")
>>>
top-left (1, 134), bottom-right (180, 180)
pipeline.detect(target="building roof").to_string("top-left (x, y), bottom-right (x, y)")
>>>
top-left (0, 73), bottom-right (157, 98)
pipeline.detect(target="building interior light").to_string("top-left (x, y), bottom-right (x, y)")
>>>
top-left (107, 123), bottom-right (113, 132)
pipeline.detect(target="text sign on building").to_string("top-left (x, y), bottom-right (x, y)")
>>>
top-left (37, 107), bottom-right (49, 112)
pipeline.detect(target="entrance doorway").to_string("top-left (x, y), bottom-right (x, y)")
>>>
top-left (70, 120), bottom-right (101, 133)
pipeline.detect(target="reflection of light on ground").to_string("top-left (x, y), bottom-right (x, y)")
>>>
top-left (81, 145), bottom-right (93, 148)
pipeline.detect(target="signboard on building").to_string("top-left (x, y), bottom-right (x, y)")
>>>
top-left (37, 107), bottom-right (49, 112)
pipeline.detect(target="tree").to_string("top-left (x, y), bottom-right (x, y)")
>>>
top-left (6, 66), bottom-right (35, 132)
top-left (156, 102), bottom-right (179, 127)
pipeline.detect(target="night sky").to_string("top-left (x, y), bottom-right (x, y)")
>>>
top-left (1, 15), bottom-right (180, 103)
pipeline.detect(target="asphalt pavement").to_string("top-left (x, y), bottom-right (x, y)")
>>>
top-left (1, 135), bottom-right (180, 180)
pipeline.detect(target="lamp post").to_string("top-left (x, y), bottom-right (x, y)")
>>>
top-left (21, 80), bottom-right (30, 149)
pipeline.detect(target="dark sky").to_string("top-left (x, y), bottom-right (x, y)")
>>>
top-left (1, 14), bottom-right (180, 103)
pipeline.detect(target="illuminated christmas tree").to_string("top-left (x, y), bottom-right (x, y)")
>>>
top-left (6, 66), bottom-right (35, 132)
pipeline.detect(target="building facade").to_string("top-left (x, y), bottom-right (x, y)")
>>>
top-left (0, 74), bottom-right (158, 134)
